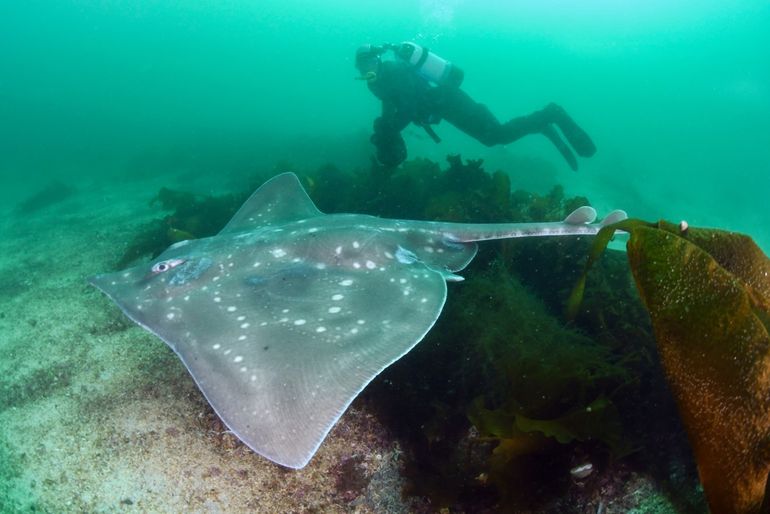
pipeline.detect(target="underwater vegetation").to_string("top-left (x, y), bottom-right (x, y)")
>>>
top-left (117, 156), bottom-right (717, 511)
top-left (570, 219), bottom-right (770, 514)
top-left (115, 185), bottom-right (258, 268)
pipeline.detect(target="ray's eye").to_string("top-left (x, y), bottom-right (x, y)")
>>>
top-left (151, 258), bottom-right (186, 274)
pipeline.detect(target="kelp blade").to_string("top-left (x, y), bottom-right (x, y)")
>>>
top-left (627, 226), bottom-right (770, 514)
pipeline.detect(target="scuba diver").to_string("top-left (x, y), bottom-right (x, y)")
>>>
top-left (355, 42), bottom-right (597, 170)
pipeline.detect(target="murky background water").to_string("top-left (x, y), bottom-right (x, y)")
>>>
top-left (2, 0), bottom-right (768, 246)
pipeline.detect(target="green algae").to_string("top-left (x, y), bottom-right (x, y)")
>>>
top-left (450, 264), bottom-right (635, 509)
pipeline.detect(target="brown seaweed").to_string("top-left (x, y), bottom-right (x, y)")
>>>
top-left (569, 220), bottom-right (770, 513)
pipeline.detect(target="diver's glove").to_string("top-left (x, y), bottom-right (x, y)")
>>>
top-left (371, 118), bottom-right (407, 168)
top-left (372, 132), bottom-right (406, 168)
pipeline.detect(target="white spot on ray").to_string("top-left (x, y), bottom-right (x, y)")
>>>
top-left (353, 241), bottom-right (360, 249)
top-left (227, 306), bottom-right (237, 312)
top-left (214, 297), bottom-right (222, 303)
top-left (328, 306), bottom-right (341, 314)
top-left (365, 260), bottom-right (376, 269)
top-left (331, 294), bottom-right (344, 301)
top-left (241, 323), bottom-right (250, 329)
top-left (234, 356), bottom-right (243, 363)
top-left (340, 279), bottom-right (353, 286)
top-left (166, 313), bottom-right (175, 320)
top-left (294, 319), bottom-right (306, 326)
top-left (316, 326), bottom-right (326, 333)
top-left (271, 248), bottom-right (287, 258)
top-left (212, 344), bottom-right (221, 350)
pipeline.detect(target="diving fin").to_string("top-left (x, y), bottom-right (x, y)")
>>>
top-left (545, 103), bottom-right (597, 158)
top-left (543, 124), bottom-right (578, 171)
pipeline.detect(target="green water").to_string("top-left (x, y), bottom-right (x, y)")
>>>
top-left (0, 2), bottom-right (768, 511)
top-left (2, 0), bottom-right (769, 247)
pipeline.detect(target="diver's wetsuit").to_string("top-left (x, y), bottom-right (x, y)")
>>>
top-left (366, 60), bottom-right (596, 170)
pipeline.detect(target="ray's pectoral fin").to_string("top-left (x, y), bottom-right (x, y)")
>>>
top-left (100, 253), bottom-right (449, 468)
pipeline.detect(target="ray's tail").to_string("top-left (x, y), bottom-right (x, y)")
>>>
top-left (443, 207), bottom-right (628, 243)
